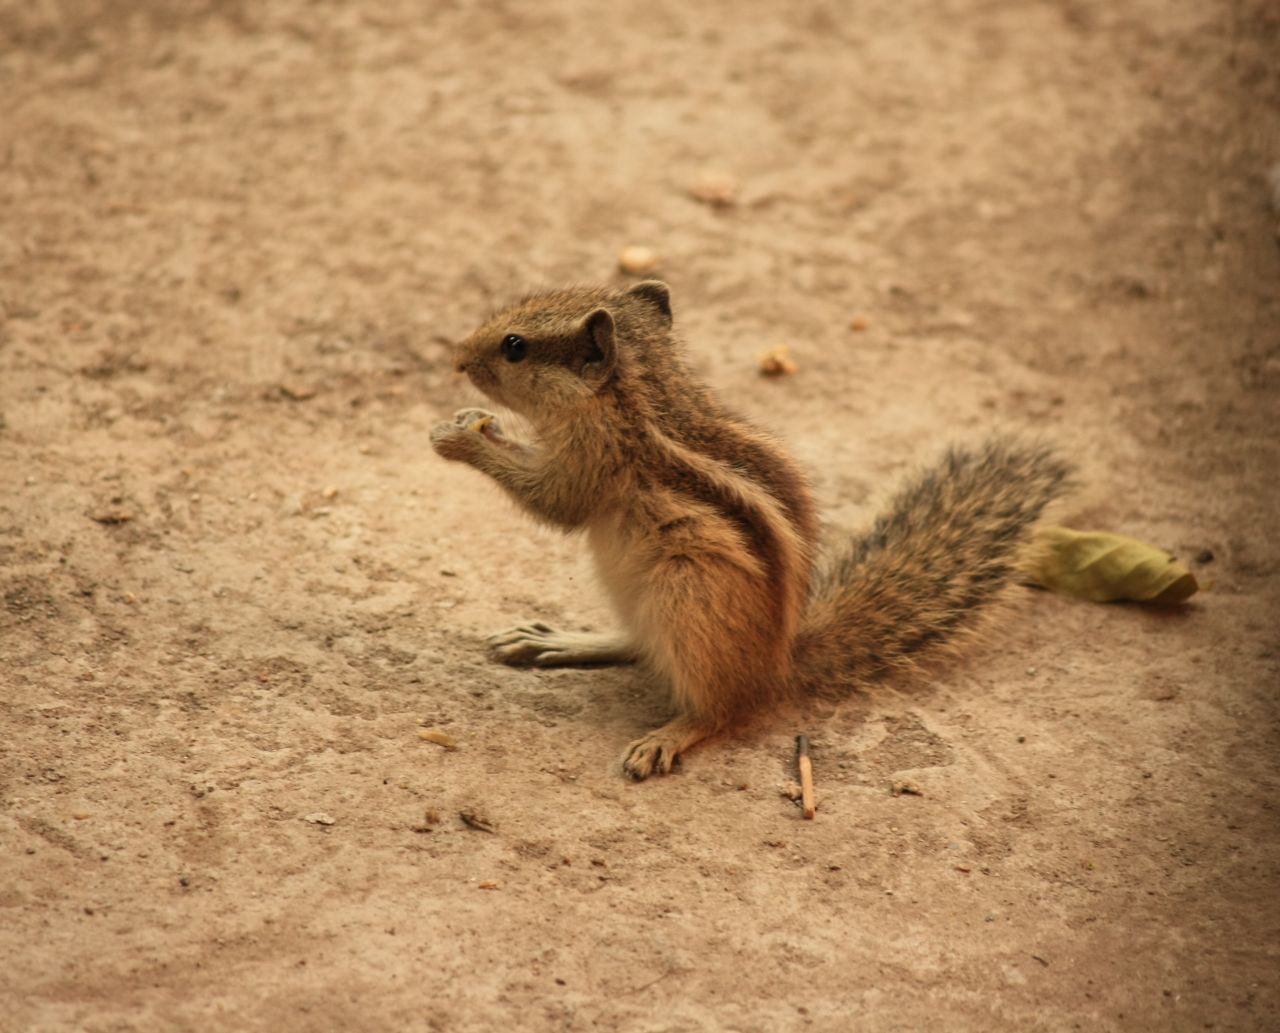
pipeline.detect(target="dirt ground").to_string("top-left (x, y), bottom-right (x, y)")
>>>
top-left (2, 1), bottom-right (1278, 1031)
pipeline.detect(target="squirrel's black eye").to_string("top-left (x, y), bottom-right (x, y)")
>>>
top-left (500, 334), bottom-right (527, 363)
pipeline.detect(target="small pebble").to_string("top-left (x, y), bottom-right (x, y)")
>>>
top-left (688, 169), bottom-right (739, 207)
top-left (618, 245), bottom-right (660, 275)
top-left (758, 345), bottom-right (798, 377)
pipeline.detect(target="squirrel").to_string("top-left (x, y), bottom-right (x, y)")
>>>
top-left (430, 281), bottom-right (1072, 780)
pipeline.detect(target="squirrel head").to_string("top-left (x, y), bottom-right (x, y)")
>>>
top-left (452, 280), bottom-right (674, 422)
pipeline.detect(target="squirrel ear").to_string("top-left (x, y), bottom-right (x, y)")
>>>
top-left (581, 307), bottom-right (616, 388)
top-left (625, 280), bottom-right (672, 325)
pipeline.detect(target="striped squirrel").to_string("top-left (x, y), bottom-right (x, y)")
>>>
top-left (431, 281), bottom-right (1071, 779)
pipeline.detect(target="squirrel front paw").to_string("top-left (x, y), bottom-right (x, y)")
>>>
top-left (451, 408), bottom-right (500, 431)
top-left (430, 408), bottom-right (502, 462)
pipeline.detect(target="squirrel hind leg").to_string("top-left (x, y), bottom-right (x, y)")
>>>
top-left (621, 715), bottom-right (718, 780)
top-left (488, 625), bottom-right (637, 667)
top-left (620, 555), bottom-right (785, 780)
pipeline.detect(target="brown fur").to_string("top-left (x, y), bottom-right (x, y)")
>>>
top-left (431, 282), bottom-right (1073, 779)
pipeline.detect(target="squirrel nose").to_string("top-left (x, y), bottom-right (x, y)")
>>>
top-left (454, 358), bottom-right (469, 375)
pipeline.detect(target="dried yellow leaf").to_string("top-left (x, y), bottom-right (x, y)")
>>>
top-left (1026, 527), bottom-right (1198, 604)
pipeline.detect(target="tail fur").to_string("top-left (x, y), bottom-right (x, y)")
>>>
top-left (791, 438), bottom-right (1073, 696)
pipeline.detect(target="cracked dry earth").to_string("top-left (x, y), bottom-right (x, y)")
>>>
top-left (1, 1), bottom-right (1278, 1031)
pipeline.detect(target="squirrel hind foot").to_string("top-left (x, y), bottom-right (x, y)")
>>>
top-left (621, 716), bottom-right (716, 780)
top-left (488, 625), bottom-right (636, 667)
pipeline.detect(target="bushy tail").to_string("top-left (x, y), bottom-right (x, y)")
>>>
top-left (791, 438), bottom-right (1073, 696)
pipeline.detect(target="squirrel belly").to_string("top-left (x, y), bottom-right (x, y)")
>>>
top-left (431, 281), bottom-right (1074, 779)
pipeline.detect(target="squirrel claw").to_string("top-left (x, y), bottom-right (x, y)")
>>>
top-left (488, 623), bottom-right (562, 666)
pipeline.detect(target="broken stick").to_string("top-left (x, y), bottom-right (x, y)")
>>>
top-left (795, 735), bottom-right (816, 819)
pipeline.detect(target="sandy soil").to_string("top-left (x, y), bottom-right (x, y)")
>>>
top-left (2, 1), bottom-right (1278, 1031)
